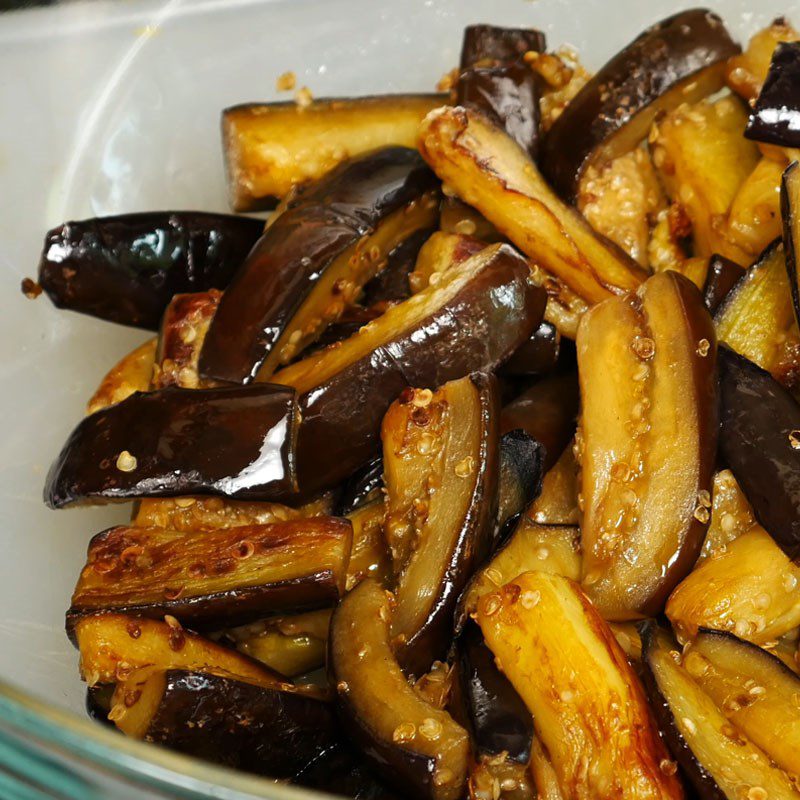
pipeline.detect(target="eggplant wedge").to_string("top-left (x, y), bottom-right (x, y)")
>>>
top-left (476, 573), bottom-right (681, 800)
top-left (417, 106), bottom-right (646, 305)
top-left (651, 97), bottom-right (759, 264)
top-left (200, 147), bottom-right (439, 384)
top-left (74, 613), bottom-right (291, 688)
top-left (457, 522), bottom-right (581, 628)
top-left (456, 62), bottom-right (540, 160)
top-left (499, 372), bottom-right (579, 472)
top-left (67, 518), bottom-right (351, 630)
top-left (714, 240), bottom-right (800, 388)
top-left (338, 457), bottom-right (384, 516)
top-left (666, 526), bottom-right (800, 645)
top-left (86, 339), bottom-right (157, 415)
top-left (688, 628), bottom-right (800, 775)
top-left (151, 290), bottom-right (221, 389)
top-left (382, 375), bottom-right (499, 674)
top-left (329, 579), bottom-right (470, 800)
top-left (642, 623), bottom-right (800, 800)
top-left (86, 684), bottom-right (114, 725)
top-left (271, 243), bottom-right (544, 501)
top-left (459, 25), bottom-right (545, 71)
top-left (438, 198), bottom-right (504, 244)
top-left (529, 738), bottom-right (566, 800)
top-left (495, 429), bottom-right (545, 544)
top-left (409, 231), bottom-right (485, 294)
top-left (222, 95), bottom-right (443, 211)
top-left (702, 254), bottom-right (746, 314)
top-left (468, 759), bottom-right (535, 800)
top-left (456, 620), bottom-right (533, 763)
top-left (746, 42), bottom-right (800, 147)
top-left (782, 160), bottom-right (800, 329)
top-left (109, 668), bottom-right (336, 779)
top-left (37, 212), bottom-right (263, 330)
top-left (698, 470), bottom-right (757, 563)
top-left (346, 500), bottom-right (391, 590)
top-left (499, 321), bottom-right (559, 378)
top-left (541, 9), bottom-right (739, 200)
top-left (44, 384), bottom-right (298, 507)
top-left (578, 272), bottom-right (718, 619)
top-left (726, 19), bottom-right (800, 102)
top-left (527, 446), bottom-right (580, 525)
top-left (718, 347), bottom-right (800, 558)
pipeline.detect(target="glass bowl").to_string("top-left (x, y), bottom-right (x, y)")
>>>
top-left (0, 0), bottom-right (785, 796)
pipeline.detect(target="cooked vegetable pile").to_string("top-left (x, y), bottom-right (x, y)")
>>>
top-left (30, 8), bottom-right (800, 799)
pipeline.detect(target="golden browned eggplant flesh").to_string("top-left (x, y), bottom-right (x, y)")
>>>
top-left (33, 8), bottom-right (800, 800)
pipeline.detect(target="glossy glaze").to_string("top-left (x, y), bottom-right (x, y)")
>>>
top-left (782, 160), bottom-right (800, 328)
top-left (496, 429), bottom-right (545, 545)
top-left (702, 253), bottom-right (746, 313)
top-left (458, 25), bottom-right (546, 70)
top-left (746, 42), bottom-right (800, 147)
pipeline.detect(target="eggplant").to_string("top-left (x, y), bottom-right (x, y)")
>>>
top-left (44, 383), bottom-right (298, 508)
top-left (346, 500), bottom-right (391, 591)
top-left (457, 522), bottom-right (581, 629)
top-left (782, 160), bottom-right (800, 329)
top-left (468, 759), bottom-right (535, 800)
top-left (338, 457), bottom-right (384, 516)
top-left (86, 338), bottom-right (156, 415)
top-left (222, 95), bottom-right (443, 211)
top-left (718, 346), bottom-right (800, 559)
top-left (329, 579), bottom-right (470, 800)
top-left (726, 19), bottom-right (800, 101)
top-left (697, 469), bottom-right (757, 564)
top-left (714, 240), bottom-right (800, 388)
top-left (500, 372), bottom-right (579, 472)
top-left (495, 429), bottom-right (545, 544)
top-left (381, 374), bottom-right (499, 675)
top-left (152, 290), bottom-right (221, 389)
top-left (67, 518), bottom-right (351, 630)
top-left (541, 9), bottom-right (740, 200)
top-left (438, 198), bottom-right (504, 244)
top-left (666, 526), bottom-right (800, 645)
top-left (418, 106), bottom-right (646, 305)
top-left (73, 613), bottom-right (292, 688)
top-left (746, 42), bottom-right (800, 147)
top-left (272, 243), bottom-right (545, 501)
top-left (476, 573), bottom-right (681, 800)
top-left (37, 212), bottom-right (263, 330)
top-left (702, 254), bottom-right (746, 314)
top-left (499, 322), bottom-right (559, 378)
top-left (529, 738), bottom-right (565, 800)
top-left (200, 147), bottom-right (439, 384)
top-left (86, 684), bottom-right (114, 726)
top-left (527, 446), bottom-right (580, 525)
top-left (109, 668), bottom-right (336, 779)
top-left (641, 623), bottom-right (800, 800)
top-left (609, 621), bottom-right (644, 663)
top-left (455, 63), bottom-right (540, 161)
top-left (456, 620), bottom-right (533, 763)
top-left (688, 628), bottom-right (800, 775)
top-left (409, 231), bottom-right (485, 294)
top-left (578, 271), bottom-right (718, 620)
top-left (651, 96), bottom-right (759, 264)
top-left (459, 25), bottom-right (545, 71)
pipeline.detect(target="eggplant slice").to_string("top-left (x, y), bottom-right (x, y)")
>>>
top-left (541, 9), bottom-right (740, 200)
top-left (329, 579), bottom-right (470, 800)
top-left (37, 212), bottom-right (263, 330)
top-left (527, 446), bottom-right (580, 526)
top-left (782, 160), bottom-right (800, 329)
top-left (642, 623), bottom-right (800, 800)
top-left (68, 518), bottom-right (351, 630)
top-left (495, 429), bottom-right (546, 544)
top-left (577, 271), bottom-right (718, 619)
top-left (382, 374), bottom-right (500, 675)
top-left (746, 42), bottom-right (800, 147)
top-left (86, 338), bottom-right (157, 415)
top-left (459, 25), bottom-right (546, 71)
top-left (44, 384), bottom-right (298, 507)
top-left (718, 347), bottom-right (800, 559)
top-left (476, 573), bottom-right (681, 800)
top-left (702, 254), bottom-right (746, 314)
top-left (698, 469), bottom-right (757, 563)
top-left (200, 146), bottom-right (439, 384)
top-left (271, 243), bottom-right (545, 501)
top-left (222, 95), bottom-right (443, 211)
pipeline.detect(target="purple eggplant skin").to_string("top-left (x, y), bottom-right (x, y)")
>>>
top-left (457, 620), bottom-right (533, 762)
top-left (702, 253), bottom-right (746, 314)
top-left (782, 161), bottom-right (800, 329)
top-left (459, 25), bottom-right (546, 70)
top-left (455, 62), bottom-right (540, 161)
top-left (44, 384), bottom-right (298, 508)
top-left (143, 670), bottom-right (337, 780)
top-left (639, 623), bottom-right (727, 800)
top-left (37, 212), bottom-right (263, 330)
top-left (289, 245), bottom-right (547, 502)
top-left (718, 346), bottom-right (800, 560)
top-left (337, 456), bottom-right (384, 516)
top-left (86, 685), bottom-right (115, 727)
top-left (199, 147), bottom-right (439, 384)
top-left (746, 42), bottom-right (800, 147)
top-left (496, 429), bottom-right (545, 545)
top-left (542, 9), bottom-right (741, 200)
top-left (500, 321), bottom-right (560, 378)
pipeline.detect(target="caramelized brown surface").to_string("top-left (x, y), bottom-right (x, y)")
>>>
top-left (86, 339), bottom-right (156, 415)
